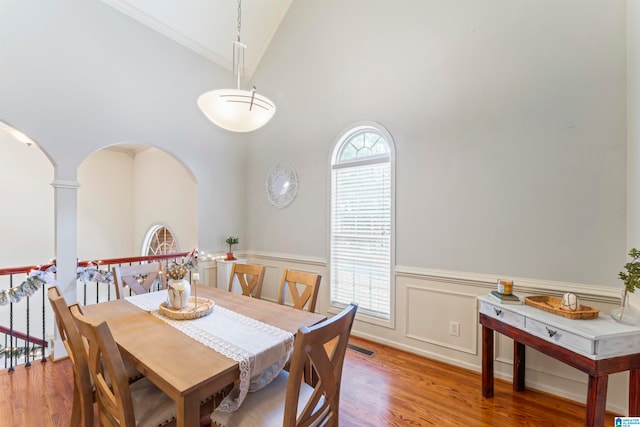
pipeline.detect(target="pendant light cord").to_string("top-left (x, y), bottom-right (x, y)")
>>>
top-left (236, 0), bottom-right (242, 43)
top-left (233, 0), bottom-right (245, 90)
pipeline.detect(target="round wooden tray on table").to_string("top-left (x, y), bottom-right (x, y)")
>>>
top-left (159, 297), bottom-right (215, 320)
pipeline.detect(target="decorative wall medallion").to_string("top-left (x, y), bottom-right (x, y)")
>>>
top-left (265, 164), bottom-right (298, 208)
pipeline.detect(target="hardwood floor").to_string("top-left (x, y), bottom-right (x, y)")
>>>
top-left (0, 336), bottom-right (619, 426)
top-left (0, 357), bottom-right (75, 427)
top-left (341, 337), bottom-right (618, 426)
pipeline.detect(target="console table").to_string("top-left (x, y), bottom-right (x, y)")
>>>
top-left (478, 295), bottom-right (640, 427)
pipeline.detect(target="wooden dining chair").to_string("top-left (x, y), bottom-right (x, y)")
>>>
top-left (277, 269), bottom-right (321, 312)
top-left (112, 262), bottom-right (160, 299)
top-left (48, 286), bottom-right (146, 426)
top-left (69, 303), bottom-right (223, 427)
top-left (70, 303), bottom-right (179, 427)
top-left (47, 286), bottom-right (94, 427)
top-left (211, 303), bottom-right (358, 427)
top-left (229, 263), bottom-right (266, 298)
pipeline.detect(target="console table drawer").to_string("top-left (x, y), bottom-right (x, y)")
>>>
top-left (479, 300), bottom-right (525, 328)
top-left (525, 317), bottom-right (594, 355)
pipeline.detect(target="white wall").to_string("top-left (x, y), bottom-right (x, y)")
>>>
top-left (0, 131), bottom-right (54, 268)
top-left (629, 0), bottom-right (640, 250)
top-left (78, 149), bottom-right (135, 260)
top-left (133, 147), bottom-right (198, 254)
top-left (248, 0), bottom-right (627, 287)
top-left (243, 0), bottom-right (629, 413)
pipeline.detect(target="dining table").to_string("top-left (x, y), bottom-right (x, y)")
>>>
top-left (81, 285), bottom-right (326, 427)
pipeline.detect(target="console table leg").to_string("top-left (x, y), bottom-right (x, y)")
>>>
top-left (482, 325), bottom-right (494, 397)
top-left (585, 375), bottom-right (608, 427)
top-left (513, 341), bottom-right (525, 392)
top-left (631, 368), bottom-right (640, 416)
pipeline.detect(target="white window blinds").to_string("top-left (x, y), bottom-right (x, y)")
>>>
top-left (331, 152), bottom-right (391, 319)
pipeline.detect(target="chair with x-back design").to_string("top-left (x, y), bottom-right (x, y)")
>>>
top-left (49, 285), bottom-right (150, 426)
top-left (277, 269), bottom-right (321, 313)
top-left (211, 304), bottom-right (357, 427)
top-left (48, 286), bottom-right (94, 427)
top-left (228, 263), bottom-right (266, 298)
top-left (112, 262), bottom-right (160, 299)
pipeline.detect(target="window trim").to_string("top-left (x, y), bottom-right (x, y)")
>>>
top-left (328, 121), bottom-right (396, 329)
top-left (332, 154), bottom-right (390, 170)
top-left (141, 223), bottom-right (180, 256)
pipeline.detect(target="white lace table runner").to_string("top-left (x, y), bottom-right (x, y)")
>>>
top-left (125, 290), bottom-right (294, 412)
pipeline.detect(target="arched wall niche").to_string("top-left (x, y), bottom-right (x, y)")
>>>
top-left (77, 143), bottom-right (198, 261)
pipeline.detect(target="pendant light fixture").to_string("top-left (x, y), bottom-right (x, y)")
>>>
top-left (197, 0), bottom-right (276, 132)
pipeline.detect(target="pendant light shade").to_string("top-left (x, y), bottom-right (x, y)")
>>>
top-left (197, 88), bottom-right (276, 133)
top-left (198, 0), bottom-right (276, 133)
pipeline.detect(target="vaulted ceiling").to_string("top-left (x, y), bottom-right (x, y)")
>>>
top-left (101, 0), bottom-right (293, 79)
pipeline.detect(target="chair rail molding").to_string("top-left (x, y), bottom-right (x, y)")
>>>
top-left (395, 265), bottom-right (621, 304)
top-left (245, 250), bottom-right (327, 267)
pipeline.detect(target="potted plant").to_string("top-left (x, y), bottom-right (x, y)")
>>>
top-left (613, 248), bottom-right (640, 325)
top-left (225, 236), bottom-right (239, 261)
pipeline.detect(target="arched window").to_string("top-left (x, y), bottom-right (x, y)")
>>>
top-left (142, 224), bottom-right (179, 256)
top-left (330, 123), bottom-right (394, 320)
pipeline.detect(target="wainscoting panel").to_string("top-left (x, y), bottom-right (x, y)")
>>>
top-left (405, 285), bottom-right (478, 355)
top-left (198, 259), bottom-right (218, 288)
top-left (238, 254), bottom-right (628, 414)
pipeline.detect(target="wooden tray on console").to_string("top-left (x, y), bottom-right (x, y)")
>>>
top-left (159, 297), bottom-right (214, 320)
top-left (524, 296), bottom-right (599, 320)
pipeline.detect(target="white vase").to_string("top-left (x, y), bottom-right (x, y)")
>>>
top-left (168, 279), bottom-right (191, 310)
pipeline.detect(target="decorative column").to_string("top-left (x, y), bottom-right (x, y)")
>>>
top-left (50, 178), bottom-right (80, 359)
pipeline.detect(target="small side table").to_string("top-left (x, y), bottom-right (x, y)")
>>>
top-left (216, 258), bottom-right (246, 293)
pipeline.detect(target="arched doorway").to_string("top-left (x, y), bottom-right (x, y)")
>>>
top-left (77, 145), bottom-right (198, 261)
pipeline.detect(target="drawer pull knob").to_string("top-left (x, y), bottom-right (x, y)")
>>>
top-left (493, 308), bottom-right (503, 316)
top-left (546, 327), bottom-right (557, 338)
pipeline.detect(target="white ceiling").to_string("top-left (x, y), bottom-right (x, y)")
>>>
top-left (101, 0), bottom-right (293, 79)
